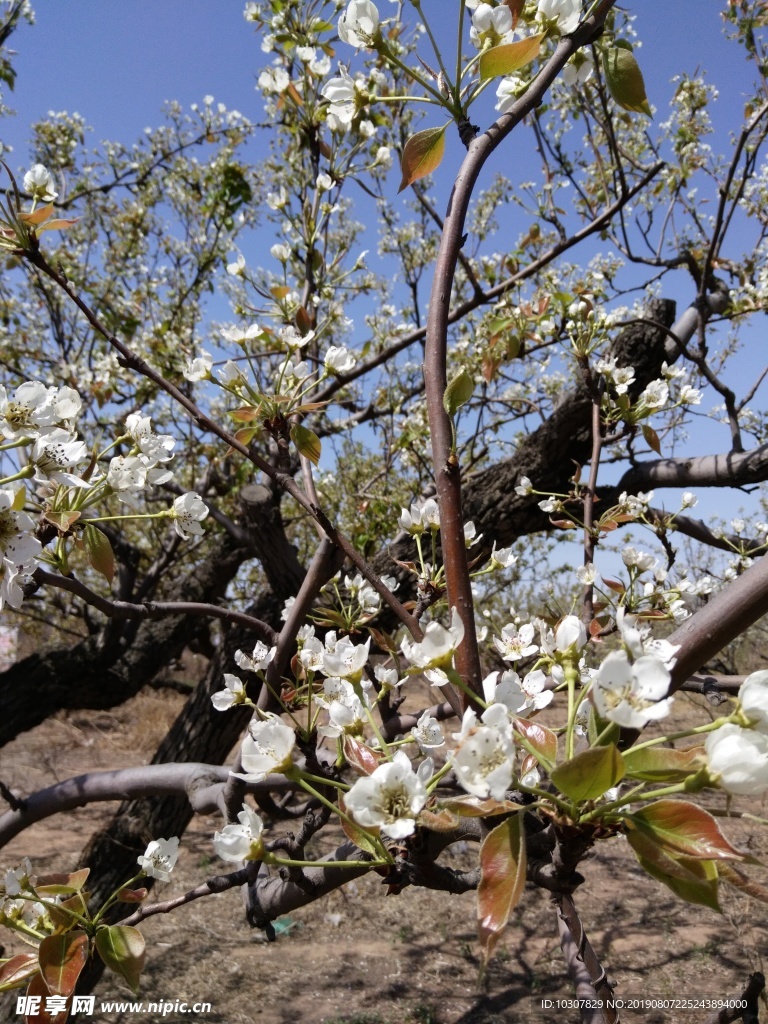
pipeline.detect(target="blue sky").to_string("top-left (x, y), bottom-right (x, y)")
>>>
top-left (2, 1), bottom-right (764, 555)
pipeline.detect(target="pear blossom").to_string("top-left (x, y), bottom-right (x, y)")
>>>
top-left (493, 622), bottom-right (538, 662)
top-left (322, 636), bottom-right (371, 684)
top-left (470, 2), bottom-right (513, 47)
top-left (321, 66), bottom-right (358, 131)
top-left (484, 668), bottom-right (553, 716)
top-left (515, 476), bottom-right (533, 496)
top-left (561, 52), bottom-right (594, 86)
top-left (125, 414), bottom-right (175, 464)
top-left (490, 543), bottom-right (517, 569)
top-left (170, 492), bottom-right (208, 540)
top-left (213, 805), bottom-right (265, 863)
top-left (216, 361), bottom-right (248, 387)
top-left (183, 351), bottom-right (213, 381)
top-left (0, 560), bottom-right (28, 611)
top-left (345, 750), bottom-right (427, 839)
top-left (621, 546), bottom-right (656, 572)
top-left (280, 325), bottom-right (314, 350)
top-left (24, 163), bottom-right (58, 202)
top-left (592, 650), bottom-right (673, 728)
top-left (537, 0), bottom-right (581, 34)
top-left (464, 521), bottom-right (482, 548)
top-left (576, 563), bottom-right (597, 585)
top-left (316, 171), bottom-right (334, 191)
top-left (317, 680), bottom-right (368, 738)
top-left (137, 837), bottom-right (179, 882)
top-left (738, 670), bottom-right (768, 732)
top-left (411, 710), bottom-right (446, 749)
top-left (211, 674), bottom-right (248, 711)
top-left (639, 379), bottom-right (669, 409)
top-left (452, 704), bottom-right (516, 800)
top-left (0, 382), bottom-right (80, 440)
top-left (401, 608), bottom-right (464, 676)
top-left (681, 492), bottom-right (698, 509)
top-left (325, 345), bottom-right (357, 374)
top-left (554, 615), bottom-right (587, 653)
top-left (235, 641), bottom-right (276, 674)
top-left (220, 324), bottom-right (263, 346)
top-left (496, 75), bottom-right (526, 114)
top-left (271, 243), bottom-right (291, 262)
top-left (398, 503), bottom-right (426, 535)
top-left (233, 715), bottom-right (296, 781)
top-left (705, 724), bottom-right (768, 795)
top-left (679, 384), bottom-right (703, 405)
top-left (29, 430), bottom-right (89, 487)
top-left (0, 491), bottom-right (41, 567)
top-left (226, 254), bottom-right (246, 276)
top-left (338, 0), bottom-right (380, 48)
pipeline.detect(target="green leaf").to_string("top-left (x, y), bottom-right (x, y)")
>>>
top-left (602, 45), bottom-right (652, 117)
top-left (479, 33), bottom-right (543, 82)
top-left (443, 367), bottom-right (474, 418)
top-left (290, 423), bottom-right (321, 465)
top-left (398, 124), bottom-right (448, 192)
top-left (42, 509), bottom-right (80, 533)
top-left (83, 524), bottom-right (115, 583)
top-left (629, 800), bottom-right (757, 862)
top-left (0, 953), bottom-right (39, 993)
top-left (627, 829), bottom-right (720, 911)
top-left (550, 744), bottom-right (625, 802)
top-left (477, 813), bottom-right (527, 965)
top-left (94, 925), bottom-right (146, 995)
top-left (38, 931), bottom-right (88, 997)
top-left (622, 745), bottom-right (706, 783)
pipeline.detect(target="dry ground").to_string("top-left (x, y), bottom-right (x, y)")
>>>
top-left (0, 684), bottom-right (766, 1024)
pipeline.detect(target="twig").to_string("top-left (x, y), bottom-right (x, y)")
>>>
top-left (702, 971), bottom-right (765, 1024)
top-left (555, 894), bottom-right (618, 1024)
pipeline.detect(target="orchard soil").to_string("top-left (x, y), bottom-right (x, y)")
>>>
top-left (1, 679), bottom-right (766, 1024)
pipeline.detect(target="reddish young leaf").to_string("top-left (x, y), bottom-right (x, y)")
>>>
top-left (442, 795), bottom-right (521, 817)
top-left (337, 795), bottom-right (380, 855)
top-left (479, 34), bottom-right (543, 82)
top-left (622, 745), bottom-right (706, 782)
top-left (116, 887), bottom-right (149, 903)
top-left (38, 931), bottom-right (88, 997)
top-left (513, 717), bottom-right (557, 770)
top-left (24, 973), bottom-right (69, 1024)
top-left (627, 829), bottom-right (720, 911)
top-left (398, 124), bottom-right (448, 192)
top-left (641, 422), bottom-right (662, 455)
top-left (477, 813), bottom-right (527, 965)
top-left (630, 800), bottom-right (757, 862)
top-left (36, 869), bottom-right (90, 893)
top-left (0, 952), bottom-right (39, 991)
top-left (343, 735), bottom-right (382, 775)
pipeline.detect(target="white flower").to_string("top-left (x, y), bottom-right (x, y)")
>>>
top-left (213, 805), bottom-right (265, 863)
top-left (613, 366), bottom-right (636, 395)
top-left (23, 164), bottom-right (57, 203)
top-left (170, 492), bottom-right (208, 540)
top-left (738, 670), bottom-right (768, 732)
top-left (452, 705), bottom-right (516, 800)
top-left (338, 0), bottom-right (380, 48)
top-left (401, 608), bottom-right (464, 674)
top-left (211, 674), bottom-right (248, 711)
top-left (470, 2), bottom-right (513, 47)
top-left (316, 172), bottom-right (334, 191)
top-left (496, 75), bottom-right (526, 114)
top-left (561, 52), bottom-right (594, 86)
top-left (705, 724), bottom-right (768, 795)
top-left (592, 650), bottom-right (673, 729)
top-left (29, 430), bottom-right (89, 487)
top-left (345, 750), bottom-right (427, 839)
top-left (0, 560), bottom-right (28, 611)
top-left (490, 543), bottom-right (517, 570)
top-left (322, 636), bottom-right (371, 684)
top-left (227, 254), bottom-right (246, 276)
top-left (0, 381), bottom-right (77, 440)
top-left (639, 379), bottom-right (669, 409)
top-left (235, 641), bottom-right (276, 674)
top-left (279, 325), bottom-right (314, 350)
top-left (220, 324), bottom-right (263, 346)
top-left (537, 0), bottom-right (581, 34)
top-left (137, 837), bottom-right (179, 881)
top-left (576, 563), bottom-right (597, 585)
top-left (398, 503), bottom-right (425, 535)
top-left (271, 243), bottom-right (291, 262)
top-left (681, 492), bottom-right (698, 509)
top-left (515, 476), bottom-right (533, 496)
top-left (464, 521), bottom-right (483, 548)
top-left (183, 351), bottom-right (213, 381)
top-left (411, 710), bottom-right (445, 749)
top-left (325, 345), bottom-right (357, 374)
top-left (484, 668), bottom-right (552, 717)
top-left (0, 491), bottom-right (42, 567)
top-left (317, 682), bottom-right (368, 739)
top-left (233, 715), bottom-right (296, 782)
top-left (538, 496), bottom-right (560, 513)
top-left (493, 622), bottom-right (538, 662)
top-left (621, 546), bottom-right (655, 572)
top-left (554, 615), bottom-right (587, 653)
top-left (373, 145), bottom-right (392, 167)
top-left (679, 384), bottom-right (702, 405)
